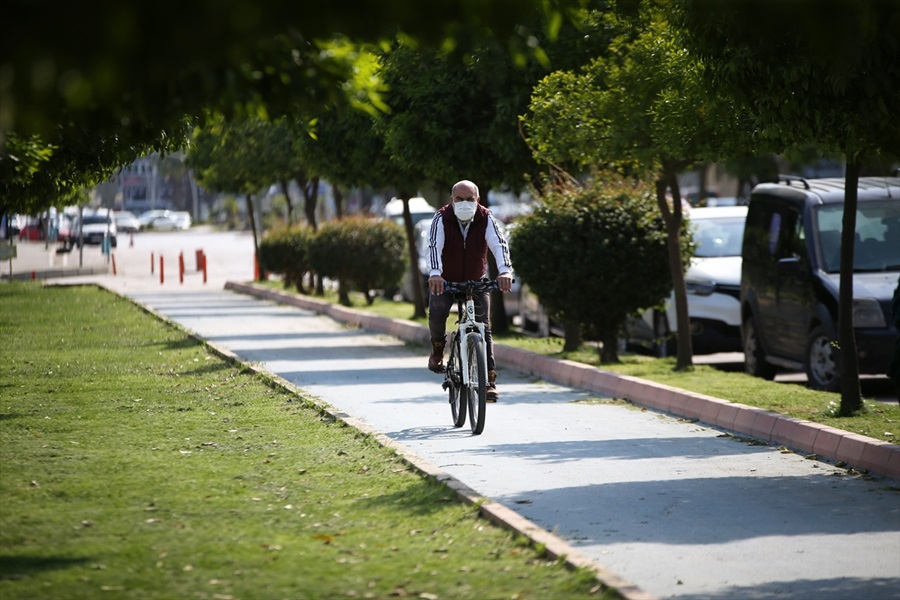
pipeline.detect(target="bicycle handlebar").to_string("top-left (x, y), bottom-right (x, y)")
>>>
top-left (443, 278), bottom-right (512, 295)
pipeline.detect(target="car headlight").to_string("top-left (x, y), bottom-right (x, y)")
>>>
top-left (852, 298), bottom-right (886, 328)
top-left (685, 281), bottom-right (716, 296)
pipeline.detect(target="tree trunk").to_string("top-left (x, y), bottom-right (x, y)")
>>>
top-left (295, 173), bottom-right (319, 231)
top-left (655, 173), bottom-right (693, 371)
top-left (838, 158), bottom-right (863, 415)
top-left (338, 281), bottom-right (351, 306)
top-left (599, 322), bottom-right (619, 363)
top-left (562, 319), bottom-right (581, 352)
top-left (399, 191), bottom-right (428, 319)
top-left (245, 193), bottom-right (262, 282)
top-left (333, 184), bottom-right (344, 220)
top-left (280, 179), bottom-right (294, 225)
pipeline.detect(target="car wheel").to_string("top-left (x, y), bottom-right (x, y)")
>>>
top-left (743, 317), bottom-right (776, 380)
top-left (805, 325), bottom-right (841, 392)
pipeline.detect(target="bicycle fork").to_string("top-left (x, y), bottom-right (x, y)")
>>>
top-left (457, 297), bottom-right (487, 387)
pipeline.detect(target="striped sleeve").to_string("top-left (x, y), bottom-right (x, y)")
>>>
top-left (427, 212), bottom-right (444, 277)
top-left (486, 214), bottom-right (512, 274)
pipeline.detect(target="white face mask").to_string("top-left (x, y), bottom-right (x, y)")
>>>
top-left (453, 200), bottom-right (477, 222)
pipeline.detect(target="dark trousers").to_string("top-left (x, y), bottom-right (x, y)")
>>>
top-left (428, 289), bottom-right (494, 371)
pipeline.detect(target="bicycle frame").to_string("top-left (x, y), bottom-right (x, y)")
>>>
top-left (454, 293), bottom-right (487, 388)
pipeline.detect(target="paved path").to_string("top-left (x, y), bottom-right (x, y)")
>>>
top-left (7, 233), bottom-right (900, 599)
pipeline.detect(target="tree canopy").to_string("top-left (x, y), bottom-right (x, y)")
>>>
top-left (1, 0), bottom-right (584, 215)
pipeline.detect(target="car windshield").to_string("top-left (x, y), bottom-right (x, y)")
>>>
top-left (82, 215), bottom-right (111, 225)
top-left (692, 216), bottom-right (745, 258)
top-left (815, 199), bottom-right (900, 273)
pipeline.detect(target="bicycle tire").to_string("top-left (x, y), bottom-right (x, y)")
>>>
top-left (466, 334), bottom-right (487, 434)
top-left (448, 333), bottom-right (466, 427)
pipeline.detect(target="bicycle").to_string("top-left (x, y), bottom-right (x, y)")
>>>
top-left (441, 279), bottom-right (500, 435)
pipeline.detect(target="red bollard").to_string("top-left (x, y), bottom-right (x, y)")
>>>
top-left (112, 254), bottom-right (117, 276)
top-left (151, 252), bottom-right (155, 274)
top-left (179, 252), bottom-right (184, 284)
top-left (195, 249), bottom-right (203, 271)
top-left (254, 253), bottom-right (260, 281)
top-left (31, 271), bottom-right (36, 280)
top-left (160, 255), bottom-right (164, 284)
top-left (201, 252), bottom-right (207, 284)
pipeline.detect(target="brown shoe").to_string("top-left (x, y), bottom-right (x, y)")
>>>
top-left (428, 337), bottom-right (446, 374)
top-left (486, 370), bottom-right (498, 402)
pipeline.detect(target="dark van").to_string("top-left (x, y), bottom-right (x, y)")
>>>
top-left (740, 176), bottom-right (899, 391)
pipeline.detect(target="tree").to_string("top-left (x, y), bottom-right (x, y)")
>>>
top-left (1, 2), bottom-right (583, 217)
top-left (674, 0), bottom-right (900, 414)
top-left (510, 179), bottom-right (684, 362)
top-left (186, 116), bottom-right (278, 279)
top-left (525, 7), bottom-right (743, 369)
top-left (0, 123), bottom-right (189, 217)
top-left (377, 17), bottom-right (614, 331)
top-left (299, 86), bottom-right (430, 318)
top-left (2, 1), bottom-right (578, 139)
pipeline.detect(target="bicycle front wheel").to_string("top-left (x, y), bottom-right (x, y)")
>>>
top-left (466, 334), bottom-right (487, 434)
top-left (447, 333), bottom-right (466, 428)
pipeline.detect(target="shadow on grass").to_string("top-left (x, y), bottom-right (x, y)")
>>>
top-left (352, 477), bottom-right (467, 517)
top-left (0, 554), bottom-right (92, 579)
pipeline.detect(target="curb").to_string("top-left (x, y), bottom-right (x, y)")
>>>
top-left (225, 281), bottom-right (900, 481)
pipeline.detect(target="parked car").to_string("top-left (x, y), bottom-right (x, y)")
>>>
top-left (75, 210), bottom-right (117, 247)
top-left (384, 197), bottom-right (436, 227)
top-left (624, 206), bottom-right (748, 356)
top-left (138, 209), bottom-right (171, 228)
top-left (114, 210), bottom-right (141, 233)
top-left (170, 211), bottom-right (192, 230)
top-left (138, 210), bottom-right (181, 231)
top-left (740, 175), bottom-right (899, 391)
top-left (17, 218), bottom-right (44, 241)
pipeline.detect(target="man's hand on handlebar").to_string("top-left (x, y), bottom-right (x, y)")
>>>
top-left (429, 275), bottom-right (446, 296)
top-left (497, 273), bottom-right (513, 293)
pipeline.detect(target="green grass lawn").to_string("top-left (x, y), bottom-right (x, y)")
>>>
top-left (0, 282), bottom-right (618, 600)
top-left (259, 280), bottom-right (900, 444)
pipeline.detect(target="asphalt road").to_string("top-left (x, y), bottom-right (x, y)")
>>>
top-left (14, 229), bottom-right (900, 599)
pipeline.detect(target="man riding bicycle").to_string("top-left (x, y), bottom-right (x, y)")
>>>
top-left (426, 180), bottom-right (514, 402)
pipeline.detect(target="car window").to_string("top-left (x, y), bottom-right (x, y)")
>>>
top-left (777, 209), bottom-right (805, 261)
top-left (767, 212), bottom-right (781, 256)
top-left (815, 200), bottom-right (900, 272)
top-left (693, 217), bottom-right (745, 257)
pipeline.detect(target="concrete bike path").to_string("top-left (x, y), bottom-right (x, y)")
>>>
top-left (111, 285), bottom-right (900, 600)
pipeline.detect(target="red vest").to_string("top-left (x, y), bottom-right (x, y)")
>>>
top-left (439, 203), bottom-right (490, 282)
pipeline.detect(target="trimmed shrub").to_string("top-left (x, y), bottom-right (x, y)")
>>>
top-left (309, 216), bottom-right (408, 305)
top-left (258, 225), bottom-right (314, 293)
top-left (510, 179), bottom-right (690, 362)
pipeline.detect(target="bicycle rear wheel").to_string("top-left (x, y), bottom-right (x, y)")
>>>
top-left (447, 333), bottom-right (466, 428)
top-left (466, 334), bottom-right (487, 434)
